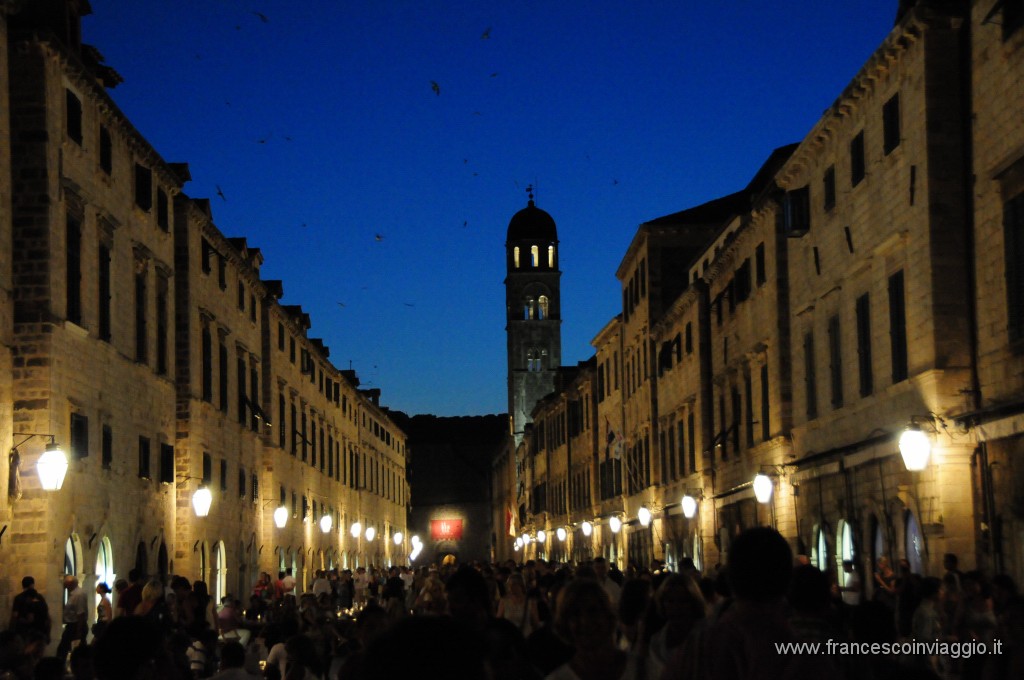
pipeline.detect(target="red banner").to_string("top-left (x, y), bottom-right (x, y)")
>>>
top-left (430, 519), bottom-right (463, 541)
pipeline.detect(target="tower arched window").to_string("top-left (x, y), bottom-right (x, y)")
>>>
top-left (523, 296), bottom-right (535, 320)
top-left (548, 245), bottom-right (555, 268)
top-left (538, 295), bottom-right (549, 320)
top-left (513, 247), bottom-right (520, 268)
top-left (531, 245), bottom-right (539, 267)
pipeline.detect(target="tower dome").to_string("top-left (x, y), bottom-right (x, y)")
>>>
top-left (506, 198), bottom-right (557, 243)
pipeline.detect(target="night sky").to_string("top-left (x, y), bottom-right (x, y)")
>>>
top-left (82, 1), bottom-right (897, 416)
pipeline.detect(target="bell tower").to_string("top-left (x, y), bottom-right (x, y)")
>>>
top-left (505, 187), bottom-right (561, 445)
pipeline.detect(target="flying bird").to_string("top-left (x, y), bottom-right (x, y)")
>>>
top-left (490, 72), bottom-right (498, 78)
top-left (463, 221), bottom-right (468, 227)
top-left (481, 27), bottom-right (491, 39)
top-left (430, 81), bottom-right (441, 96)
top-left (613, 179), bottom-right (619, 185)
top-left (216, 185), bottom-right (226, 201)
top-left (251, 11), bottom-right (269, 23)
top-left (403, 303), bottom-right (415, 307)
top-left (336, 302), bottom-right (346, 308)
top-left (375, 233), bottom-right (385, 241)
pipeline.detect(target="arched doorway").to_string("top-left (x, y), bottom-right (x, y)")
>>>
top-left (212, 541), bottom-right (227, 603)
top-left (134, 541), bottom-right (148, 578)
top-left (837, 520), bottom-right (855, 588)
top-left (157, 542), bottom-right (169, 583)
top-left (905, 511), bottom-right (924, 574)
top-left (94, 537), bottom-right (115, 619)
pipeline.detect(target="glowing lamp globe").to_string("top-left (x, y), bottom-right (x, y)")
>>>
top-left (556, 527), bottom-right (567, 542)
top-left (274, 506), bottom-right (289, 528)
top-left (192, 487), bottom-right (213, 517)
top-left (319, 514), bottom-right (333, 533)
top-left (393, 532), bottom-right (403, 545)
top-left (365, 526), bottom-right (376, 542)
top-left (899, 426), bottom-right (931, 471)
top-left (350, 521), bottom-right (362, 538)
top-left (581, 521), bottom-right (593, 537)
top-left (609, 516), bottom-right (622, 533)
top-left (753, 473), bottom-right (774, 504)
top-left (638, 507), bottom-right (652, 527)
top-left (681, 495), bottom-right (698, 519)
top-left (537, 530), bottom-right (546, 543)
top-left (36, 444), bottom-right (68, 491)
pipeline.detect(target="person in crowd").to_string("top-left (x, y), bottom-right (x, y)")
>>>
top-left (873, 556), bottom-right (897, 612)
top-left (356, 615), bottom-right (489, 680)
top-left (209, 640), bottom-right (257, 679)
top-left (910, 576), bottom-right (944, 675)
top-left (93, 582), bottom-right (113, 638)
top-left (646, 574), bottom-right (705, 668)
top-left (56, 575), bottom-right (88, 663)
top-left (9, 576), bottom-right (50, 643)
top-left (592, 557), bottom-right (622, 607)
top-left (838, 560), bottom-right (861, 607)
top-left (957, 571), bottom-right (998, 680)
top-left (497, 573), bottom-right (539, 637)
top-left (547, 577), bottom-right (660, 680)
top-left (617, 578), bottom-right (651, 654)
top-left (117, 569), bottom-right (145, 619)
top-left (217, 597), bottom-right (249, 646)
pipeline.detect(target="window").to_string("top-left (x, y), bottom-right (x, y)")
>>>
top-left (157, 189), bottom-right (169, 231)
top-left (278, 323), bottom-right (285, 351)
top-left (218, 339), bottom-right (229, 412)
top-left (761, 364), bottom-right (770, 442)
top-left (102, 425), bottom-right (113, 469)
top-left (1004, 0), bottom-right (1024, 40)
top-left (513, 246), bottom-right (520, 268)
top-left (66, 90), bottom-right (83, 144)
top-left (251, 473), bottom-right (259, 503)
top-left (66, 215), bottom-right (82, 324)
top-left (538, 295), bottom-right (549, 319)
top-left (238, 468), bottom-right (246, 498)
top-left (160, 444), bottom-right (174, 484)
top-left (782, 187), bottom-right (811, 237)
top-left (730, 386), bottom-right (741, 451)
top-left (98, 244), bottom-right (111, 341)
top-left (217, 254), bottom-right (226, 289)
top-left (71, 413), bottom-right (89, 459)
top-left (289, 337), bottom-right (296, 364)
top-left (237, 282), bottom-right (245, 311)
top-left (883, 93), bottom-right (901, 155)
top-left (202, 453), bottom-right (213, 485)
top-left (201, 328), bottom-right (213, 402)
top-left (250, 294), bottom-right (257, 323)
top-left (99, 126), bottom-right (112, 174)
top-left (735, 259), bottom-right (751, 302)
top-left (685, 323), bottom-right (693, 354)
top-left (804, 331), bottom-right (817, 419)
top-left (201, 239), bottom-right (213, 274)
top-left (237, 356), bottom-right (247, 425)
top-left (823, 165), bottom-right (836, 212)
top-left (856, 294), bottom-right (873, 396)
top-left (138, 437), bottom-right (151, 479)
top-left (850, 131), bottom-right (865, 187)
top-left (888, 270), bottom-right (908, 382)
top-left (531, 245), bottom-right (539, 267)
top-left (744, 373), bottom-right (754, 447)
top-left (687, 412), bottom-right (696, 472)
top-left (134, 270), bottom-right (147, 363)
top-left (250, 364), bottom-right (259, 432)
top-left (828, 315), bottom-right (843, 409)
top-left (1005, 192), bottom-right (1024, 343)
top-left (156, 275), bottom-right (169, 375)
top-left (134, 163), bottom-right (152, 211)
top-left (755, 243), bottom-right (766, 286)
top-left (278, 394), bottom-right (286, 449)
top-left (220, 459), bottom-right (228, 492)
top-left (548, 245), bottom-right (555, 268)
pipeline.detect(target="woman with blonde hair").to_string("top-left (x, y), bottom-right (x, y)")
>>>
top-left (547, 578), bottom-right (661, 680)
top-left (497, 572), bottom-right (539, 636)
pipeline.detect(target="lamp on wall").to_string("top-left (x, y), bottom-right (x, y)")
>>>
top-left (191, 486), bottom-right (213, 517)
top-left (11, 433), bottom-right (68, 492)
top-left (899, 415), bottom-right (945, 471)
top-left (609, 516), bottom-right (622, 534)
top-left (581, 520), bottom-right (593, 537)
top-left (365, 526), bottom-right (376, 542)
top-left (393, 531), bottom-right (403, 545)
top-left (681, 490), bottom-right (703, 519)
top-left (319, 514), bottom-right (333, 533)
top-left (350, 521), bottom-right (362, 538)
top-left (556, 526), bottom-right (567, 542)
top-left (753, 473), bottom-right (774, 504)
top-left (638, 506), bottom-right (652, 527)
top-left (536, 529), bottom-right (547, 543)
top-left (274, 506), bottom-right (289, 529)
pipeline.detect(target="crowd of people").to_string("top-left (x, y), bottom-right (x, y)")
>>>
top-left (2, 527), bottom-right (1023, 679)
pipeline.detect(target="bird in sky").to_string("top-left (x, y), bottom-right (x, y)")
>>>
top-left (430, 81), bottom-right (441, 96)
top-left (251, 11), bottom-right (269, 23)
top-left (216, 185), bottom-right (226, 201)
top-left (481, 27), bottom-right (491, 39)
top-left (336, 302), bottom-right (346, 308)
top-left (463, 220), bottom-right (468, 227)
top-left (403, 303), bottom-right (415, 307)
top-left (375, 233), bottom-right (385, 241)
top-left (613, 178), bottom-right (619, 185)
top-left (490, 72), bottom-right (498, 78)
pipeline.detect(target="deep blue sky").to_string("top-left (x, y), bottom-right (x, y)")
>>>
top-left (84, 1), bottom-right (897, 417)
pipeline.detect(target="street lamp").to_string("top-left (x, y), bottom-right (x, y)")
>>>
top-left (681, 494), bottom-right (699, 519)
top-left (11, 434), bottom-right (68, 492)
top-left (365, 526), bottom-right (376, 542)
top-left (899, 425), bottom-right (931, 471)
top-left (192, 487), bottom-right (213, 517)
top-left (753, 473), bottom-right (773, 504)
top-left (609, 516), bottom-right (622, 533)
top-left (350, 521), bottom-right (362, 538)
top-left (556, 527), bottom-right (567, 542)
top-left (274, 506), bottom-right (289, 529)
top-left (393, 531), bottom-right (403, 545)
top-left (319, 514), bottom-right (333, 533)
top-left (537, 530), bottom-right (547, 543)
top-left (581, 520), bottom-right (593, 537)
top-left (638, 506), bottom-right (652, 527)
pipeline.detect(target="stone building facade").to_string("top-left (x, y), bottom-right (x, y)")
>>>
top-left (0, 0), bottom-right (409, 636)
top-left (501, 1), bottom-right (1024, 589)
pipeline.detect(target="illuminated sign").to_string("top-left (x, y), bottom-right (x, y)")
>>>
top-left (430, 519), bottom-right (463, 540)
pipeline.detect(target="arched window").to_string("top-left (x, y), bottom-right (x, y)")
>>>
top-left (531, 245), bottom-right (539, 267)
top-left (811, 525), bottom-right (829, 573)
top-left (837, 521), bottom-right (855, 588)
top-left (199, 542), bottom-right (208, 584)
top-left (538, 296), bottom-right (549, 320)
top-left (905, 511), bottom-right (924, 574)
top-left (523, 297), bottom-right (535, 320)
top-left (513, 247), bottom-right (520, 268)
top-left (95, 537), bottom-right (115, 621)
top-left (548, 245), bottom-right (555, 268)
